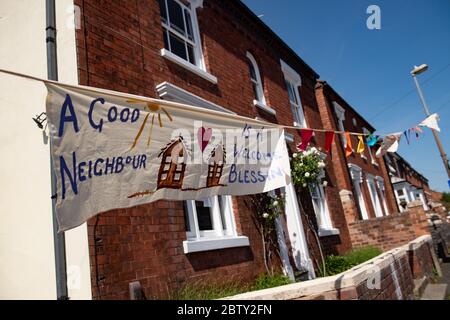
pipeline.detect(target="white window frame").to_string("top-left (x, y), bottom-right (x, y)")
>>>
top-left (309, 180), bottom-right (339, 237)
top-left (159, 0), bottom-right (217, 84)
top-left (160, 0), bottom-right (203, 66)
top-left (183, 196), bottom-right (249, 253)
top-left (366, 174), bottom-right (384, 217)
top-left (246, 52), bottom-right (276, 115)
top-left (280, 59), bottom-right (306, 128)
top-left (416, 189), bottom-right (429, 211)
top-left (349, 164), bottom-right (369, 220)
top-left (333, 102), bottom-right (346, 146)
top-left (375, 176), bottom-right (389, 215)
top-left (393, 182), bottom-right (410, 212)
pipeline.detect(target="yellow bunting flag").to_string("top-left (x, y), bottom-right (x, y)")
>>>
top-left (356, 135), bottom-right (365, 154)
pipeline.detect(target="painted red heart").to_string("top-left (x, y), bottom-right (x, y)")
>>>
top-left (197, 127), bottom-right (212, 152)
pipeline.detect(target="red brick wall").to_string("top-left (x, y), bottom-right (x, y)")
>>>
top-left (75, 0), bottom-right (354, 298)
top-left (89, 197), bottom-right (270, 299)
top-left (347, 202), bottom-right (430, 251)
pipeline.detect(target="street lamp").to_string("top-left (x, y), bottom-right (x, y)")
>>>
top-left (411, 64), bottom-right (450, 179)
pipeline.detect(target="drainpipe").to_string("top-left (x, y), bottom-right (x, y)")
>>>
top-left (46, 0), bottom-right (69, 300)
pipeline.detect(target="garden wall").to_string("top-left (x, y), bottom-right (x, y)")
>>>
top-left (225, 235), bottom-right (435, 300)
top-left (347, 201), bottom-right (430, 251)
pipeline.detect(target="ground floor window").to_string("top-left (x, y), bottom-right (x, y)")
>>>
top-left (184, 195), bottom-right (236, 239)
top-left (309, 182), bottom-right (334, 232)
top-left (349, 164), bottom-right (369, 220)
top-left (366, 175), bottom-right (384, 218)
top-left (375, 176), bottom-right (389, 215)
top-left (182, 195), bottom-right (249, 253)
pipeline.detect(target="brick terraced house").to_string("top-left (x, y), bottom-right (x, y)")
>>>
top-left (70, 0), bottom-right (433, 299)
top-left (384, 152), bottom-right (431, 211)
top-left (315, 80), bottom-right (399, 223)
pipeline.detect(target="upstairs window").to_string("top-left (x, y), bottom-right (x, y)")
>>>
top-left (285, 79), bottom-right (306, 128)
top-left (333, 102), bottom-right (347, 146)
top-left (246, 52), bottom-right (266, 106)
top-left (159, 0), bottom-right (201, 66)
top-left (280, 60), bottom-right (306, 128)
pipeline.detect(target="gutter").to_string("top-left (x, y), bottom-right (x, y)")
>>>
top-left (46, 0), bottom-right (69, 300)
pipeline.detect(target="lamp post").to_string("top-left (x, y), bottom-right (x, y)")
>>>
top-left (411, 64), bottom-right (450, 179)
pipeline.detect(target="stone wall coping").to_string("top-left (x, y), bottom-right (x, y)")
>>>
top-left (406, 234), bottom-right (432, 251)
top-left (407, 200), bottom-right (424, 208)
top-left (223, 235), bottom-right (432, 300)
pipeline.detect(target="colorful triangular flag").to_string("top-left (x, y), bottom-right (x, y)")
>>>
top-left (356, 135), bottom-right (365, 154)
top-left (297, 129), bottom-right (314, 151)
top-left (344, 132), bottom-right (352, 157)
top-left (324, 131), bottom-right (335, 154)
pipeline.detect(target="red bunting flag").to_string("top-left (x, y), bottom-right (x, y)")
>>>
top-left (324, 131), bottom-right (335, 153)
top-left (344, 132), bottom-right (353, 157)
top-left (297, 129), bottom-right (314, 151)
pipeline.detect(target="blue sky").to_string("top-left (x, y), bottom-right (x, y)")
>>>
top-left (242, 0), bottom-right (450, 192)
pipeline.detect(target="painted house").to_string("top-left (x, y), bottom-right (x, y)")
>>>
top-left (206, 144), bottom-right (225, 187)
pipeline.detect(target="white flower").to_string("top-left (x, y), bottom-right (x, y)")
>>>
top-left (293, 153), bottom-right (298, 158)
top-left (305, 172), bottom-right (310, 178)
top-left (318, 161), bottom-right (325, 168)
top-left (311, 147), bottom-right (317, 153)
top-left (262, 213), bottom-right (269, 219)
top-left (272, 200), bottom-right (279, 206)
top-left (323, 180), bottom-right (328, 187)
top-left (303, 183), bottom-right (307, 187)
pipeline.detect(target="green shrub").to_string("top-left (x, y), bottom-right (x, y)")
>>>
top-left (344, 246), bottom-right (382, 266)
top-left (173, 281), bottom-right (249, 300)
top-left (319, 246), bottom-right (382, 276)
top-left (320, 255), bottom-right (351, 276)
top-left (172, 273), bottom-right (292, 300)
top-left (252, 273), bottom-right (292, 291)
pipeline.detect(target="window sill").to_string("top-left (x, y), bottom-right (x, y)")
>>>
top-left (318, 228), bottom-right (340, 237)
top-left (253, 100), bottom-right (277, 115)
top-left (183, 236), bottom-right (250, 254)
top-left (160, 49), bottom-right (218, 84)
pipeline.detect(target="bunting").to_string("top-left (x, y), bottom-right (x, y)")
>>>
top-left (376, 133), bottom-right (402, 158)
top-left (356, 135), bottom-right (365, 154)
top-left (324, 131), bottom-right (335, 153)
top-left (297, 129), bottom-right (314, 151)
top-left (344, 132), bottom-right (353, 157)
top-left (419, 113), bottom-right (440, 132)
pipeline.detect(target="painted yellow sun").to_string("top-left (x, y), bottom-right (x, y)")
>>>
top-left (127, 99), bottom-right (173, 150)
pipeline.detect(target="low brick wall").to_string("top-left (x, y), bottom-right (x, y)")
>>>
top-left (347, 201), bottom-right (430, 251)
top-left (225, 235), bottom-right (435, 300)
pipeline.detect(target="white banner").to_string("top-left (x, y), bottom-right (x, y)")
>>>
top-left (46, 83), bottom-right (291, 231)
